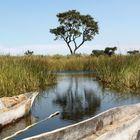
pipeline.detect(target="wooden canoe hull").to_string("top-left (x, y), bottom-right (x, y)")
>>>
top-left (25, 103), bottom-right (140, 140)
top-left (0, 92), bottom-right (38, 128)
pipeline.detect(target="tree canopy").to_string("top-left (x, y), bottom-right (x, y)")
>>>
top-left (24, 50), bottom-right (34, 56)
top-left (91, 46), bottom-right (117, 57)
top-left (50, 10), bottom-right (99, 54)
top-left (127, 50), bottom-right (139, 55)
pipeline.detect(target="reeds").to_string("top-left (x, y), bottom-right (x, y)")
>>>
top-left (46, 54), bottom-right (96, 72)
top-left (0, 56), bottom-right (56, 97)
top-left (46, 54), bottom-right (140, 92)
top-left (0, 54), bottom-right (139, 97)
top-left (94, 55), bottom-right (140, 92)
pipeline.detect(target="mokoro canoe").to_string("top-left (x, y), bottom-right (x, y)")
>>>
top-left (0, 92), bottom-right (38, 129)
top-left (25, 103), bottom-right (140, 140)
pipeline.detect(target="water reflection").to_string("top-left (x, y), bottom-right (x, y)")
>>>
top-left (53, 77), bottom-right (100, 121)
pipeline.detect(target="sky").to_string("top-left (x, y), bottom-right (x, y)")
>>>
top-left (0, 0), bottom-right (140, 55)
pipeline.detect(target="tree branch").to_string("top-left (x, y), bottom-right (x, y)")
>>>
top-left (73, 30), bottom-right (85, 54)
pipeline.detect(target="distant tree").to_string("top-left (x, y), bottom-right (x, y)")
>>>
top-left (91, 46), bottom-right (117, 57)
top-left (104, 46), bottom-right (117, 56)
top-left (91, 50), bottom-right (104, 57)
top-left (127, 50), bottom-right (139, 55)
top-left (50, 10), bottom-right (99, 54)
top-left (24, 50), bottom-right (34, 56)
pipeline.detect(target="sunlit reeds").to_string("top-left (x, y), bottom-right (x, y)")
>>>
top-left (0, 56), bottom-right (56, 97)
top-left (0, 54), bottom-right (139, 97)
top-left (94, 55), bottom-right (140, 92)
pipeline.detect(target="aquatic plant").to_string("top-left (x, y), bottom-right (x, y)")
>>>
top-left (94, 55), bottom-right (140, 92)
top-left (0, 54), bottom-right (139, 96)
top-left (0, 56), bottom-right (56, 97)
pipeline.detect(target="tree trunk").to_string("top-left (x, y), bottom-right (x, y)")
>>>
top-left (66, 42), bottom-right (73, 54)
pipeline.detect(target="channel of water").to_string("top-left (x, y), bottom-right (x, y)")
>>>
top-left (1, 72), bottom-right (140, 140)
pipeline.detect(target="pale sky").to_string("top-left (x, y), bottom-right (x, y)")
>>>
top-left (0, 0), bottom-right (140, 55)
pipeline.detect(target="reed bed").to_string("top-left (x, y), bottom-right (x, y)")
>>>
top-left (46, 55), bottom-right (96, 72)
top-left (94, 55), bottom-right (140, 93)
top-left (0, 56), bottom-right (56, 97)
top-left (46, 54), bottom-right (140, 93)
top-left (0, 54), bottom-right (139, 97)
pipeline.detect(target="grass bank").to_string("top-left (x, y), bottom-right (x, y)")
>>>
top-left (0, 56), bottom-right (56, 97)
top-left (94, 55), bottom-right (140, 93)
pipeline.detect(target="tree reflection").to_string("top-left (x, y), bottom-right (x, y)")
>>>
top-left (53, 76), bottom-right (101, 121)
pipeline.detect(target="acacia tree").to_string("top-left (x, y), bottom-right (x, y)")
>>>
top-left (50, 10), bottom-right (99, 54)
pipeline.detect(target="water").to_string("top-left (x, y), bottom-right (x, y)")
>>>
top-left (1, 72), bottom-right (140, 139)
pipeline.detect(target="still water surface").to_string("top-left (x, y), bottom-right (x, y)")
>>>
top-left (1, 72), bottom-right (140, 139)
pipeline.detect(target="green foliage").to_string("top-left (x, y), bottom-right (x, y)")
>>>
top-left (104, 47), bottom-right (117, 56)
top-left (127, 50), bottom-right (139, 55)
top-left (50, 10), bottom-right (99, 54)
top-left (91, 50), bottom-right (104, 57)
top-left (91, 47), bottom-right (117, 57)
top-left (24, 50), bottom-right (34, 56)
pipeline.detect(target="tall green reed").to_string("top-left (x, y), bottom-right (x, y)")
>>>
top-left (0, 56), bottom-right (56, 97)
top-left (94, 55), bottom-right (140, 92)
